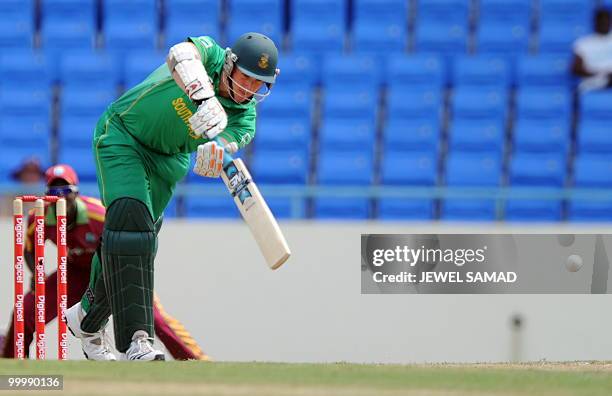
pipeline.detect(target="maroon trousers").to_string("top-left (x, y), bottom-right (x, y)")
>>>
top-left (2, 268), bottom-right (207, 360)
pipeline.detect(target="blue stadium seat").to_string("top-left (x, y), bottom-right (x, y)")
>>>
top-left (163, 196), bottom-right (178, 218)
top-left (41, 0), bottom-right (95, 50)
top-left (277, 54), bottom-right (318, 86)
top-left (258, 86), bottom-right (313, 119)
top-left (442, 199), bottom-right (498, 220)
top-left (353, 0), bottom-right (407, 53)
top-left (291, 0), bottom-right (345, 53)
top-left (538, 23), bottom-right (588, 54)
top-left (164, 0), bottom-right (220, 48)
top-left (0, 88), bottom-right (51, 116)
top-left (314, 197), bottom-right (371, 219)
top-left (252, 148), bottom-right (308, 184)
top-left (452, 87), bottom-right (507, 120)
top-left (0, 52), bottom-right (51, 87)
top-left (292, 21), bottom-right (344, 54)
top-left (515, 88), bottom-right (571, 121)
top-left (573, 154), bottom-right (612, 188)
top-left (61, 87), bottom-right (115, 117)
top-left (103, 0), bottom-right (157, 52)
top-left (316, 151), bottom-right (373, 218)
top-left (318, 150), bottom-right (374, 185)
top-left (381, 150), bottom-right (437, 186)
top-left (539, 0), bottom-right (591, 26)
top-left (353, 22), bottom-right (406, 54)
top-left (577, 120), bottom-right (612, 154)
top-left (124, 50), bottom-right (166, 88)
top-left (388, 87), bottom-right (442, 119)
top-left (378, 199), bottom-right (435, 220)
top-left (452, 55), bottom-right (511, 88)
top-left (384, 117), bottom-right (440, 153)
top-left (442, 152), bottom-right (501, 221)
top-left (513, 119), bottom-right (569, 154)
top-left (386, 54), bottom-right (446, 88)
top-left (227, 0), bottom-right (283, 45)
top-left (105, 21), bottom-right (156, 52)
top-left (580, 91), bottom-right (612, 121)
top-left (0, 25), bottom-right (32, 49)
top-left (185, 196), bottom-right (240, 218)
top-left (165, 22), bottom-right (220, 50)
top-left (479, 0), bottom-right (532, 25)
top-left (323, 86), bottom-right (378, 121)
top-left (509, 152), bottom-right (566, 186)
top-left (42, 22), bottom-right (95, 51)
top-left (414, 22), bottom-right (468, 54)
top-left (505, 200), bottom-right (562, 221)
top-left (418, 0), bottom-right (470, 24)
top-left (378, 150), bottom-right (438, 220)
top-left (448, 119), bottom-right (505, 153)
top-left (568, 154), bottom-right (612, 221)
top-left (516, 56), bottom-right (571, 87)
top-left (105, 0), bottom-right (157, 21)
top-left (256, 116), bottom-right (311, 150)
top-left (0, 115), bottom-right (50, 146)
top-left (59, 51), bottom-right (120, 89)
top-left (59, 115), bottom-right (98, 148)
top-left (265, 197), bottom-right (303, 219)
top-left (446, 152), bottom-right (501, 186)
top-left (0, 0), bottom-right (33, 20)
top-left (477, 23), bottom-right (530, 55)
top-left (0, 0), bottom-right (33, 48)
top-left (568, 201), bottom-right (612, 221)
top-left (58, 147), bottom-right (97, 182)
top-left (319, 118), bottom-right (376, 151)
top-left (322, 55), bottom-right (380, 89)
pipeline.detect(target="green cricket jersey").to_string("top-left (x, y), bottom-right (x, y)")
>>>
top-left (107, 36), bottom-right (256, 155)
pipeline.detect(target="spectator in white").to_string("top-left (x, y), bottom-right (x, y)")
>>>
top-left (571, 7), bottom-right (612, 92)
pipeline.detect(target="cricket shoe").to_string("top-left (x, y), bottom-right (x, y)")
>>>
top-left (123, 330), bottom-right (165, 361)
top-left (65, 302), bottom-right (117, 361)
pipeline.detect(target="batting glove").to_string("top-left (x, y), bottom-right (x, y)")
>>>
top-left (193, 141), bottom-right (225, 178)
top-left (189, 97), bottom-right (227, 139)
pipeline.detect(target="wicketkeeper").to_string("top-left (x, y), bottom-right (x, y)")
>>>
top-left (1, 164), bottom-right (208, 361)
top-left (65, 33), bottom-right (279, 360)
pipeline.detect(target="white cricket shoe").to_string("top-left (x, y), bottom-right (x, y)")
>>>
top-left (65, 302), bottom-right (117, 361)
top-left (123, 330), bottom-right (165, 361)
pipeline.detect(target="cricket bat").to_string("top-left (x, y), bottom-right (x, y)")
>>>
top-left (220, 151), bottom-right (291, 270)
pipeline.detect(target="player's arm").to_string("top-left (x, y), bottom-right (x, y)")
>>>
top-left (166, 41), bottom-right (227, 139)
top-left (571, 54), bottom-right (595, 78)
top-left (193, 109), bottom-right (255, 178)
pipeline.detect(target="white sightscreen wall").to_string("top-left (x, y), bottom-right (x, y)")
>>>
top-left (0, 219), bottom-right (611, 362)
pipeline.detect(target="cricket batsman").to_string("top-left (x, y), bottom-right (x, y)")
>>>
top-left (2, 164), bottom-right (208, 360)
top-left (64, 32), bottom-right (279, 361)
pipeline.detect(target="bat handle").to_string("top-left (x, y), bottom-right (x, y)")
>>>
top-left (214, 138), bottom-right (235, 168)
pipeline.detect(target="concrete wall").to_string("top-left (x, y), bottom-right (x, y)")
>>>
top-left (1, 219), bottom-right (611, 362)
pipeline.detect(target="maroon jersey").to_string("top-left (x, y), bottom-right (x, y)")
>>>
top-left (25, 196), bottom-right (105, 269)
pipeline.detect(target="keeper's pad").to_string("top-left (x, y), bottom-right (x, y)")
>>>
top-left (167, 42), bottom-right (214, 102)
top-left (101, 198), bottom-right (157, 352)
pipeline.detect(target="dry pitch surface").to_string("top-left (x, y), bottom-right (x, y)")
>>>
top-left (1, 360), bottom-right (611, 396)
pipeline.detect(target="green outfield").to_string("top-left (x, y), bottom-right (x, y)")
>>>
top-left (1, 359), bottom-right (611, 396)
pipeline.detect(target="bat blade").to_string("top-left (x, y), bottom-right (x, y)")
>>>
top-left (220, 157), bottom-right (291, 269)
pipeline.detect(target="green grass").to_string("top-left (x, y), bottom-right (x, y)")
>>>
top-left (1, 359), bottom-right (611, 396)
